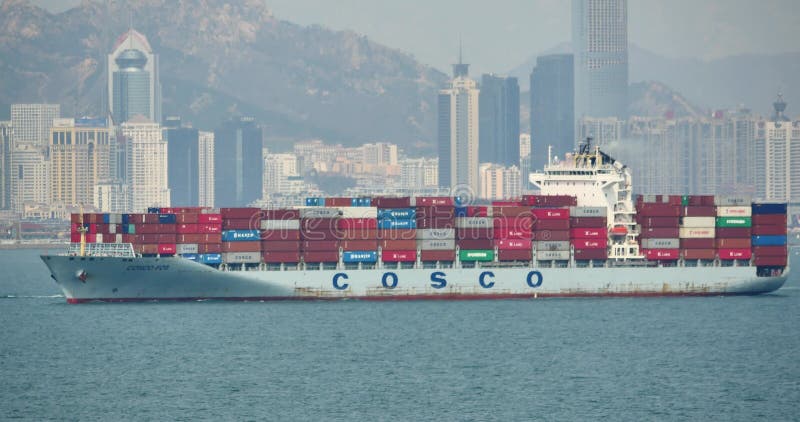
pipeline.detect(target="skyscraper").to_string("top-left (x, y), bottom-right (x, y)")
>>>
top-left (49, 118), bottom-right (112, 208)
top-left (10, 104), bottom-right (59, 212)
top-left (438, 53), bottom-right (479, 194)
top-left (530, 54), bottom-right (574, 170)
top-left (122, 116), bottom-right (169, 211)
top-left (108, 29), bottom-right (161, 124)
top-left (164, 117), bottom-right (201, 207)
top-left (572, 0), bottom-right (628, 119)
top-left (10, 104), bottom-right (60, 147)
top-left (214, 117), bottom-right (263, 206)
top-left (0, 121), bottom-right (11, 210)
top-left (755, 95), bottom-right (800, 202)
top-left (479, 74), bottom-right (520, 166)
top-left (198, 131), bottom-right (215, 208)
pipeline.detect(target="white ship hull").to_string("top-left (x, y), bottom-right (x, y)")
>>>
top-left (41, 255), bottom-right (789, 303)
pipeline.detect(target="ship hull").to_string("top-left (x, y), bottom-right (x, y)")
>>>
top-left (41, 255), bottom-right (789, 303)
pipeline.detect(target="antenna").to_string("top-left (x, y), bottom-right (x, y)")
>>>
top-left (458, 36), bottom-right (463, 65)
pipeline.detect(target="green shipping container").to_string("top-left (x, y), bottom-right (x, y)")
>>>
top-left (459, 249), bottom-right (495, 262)
top-left (127, 224), bottom-right (136, 234)
top-left (715, 217), bottom-right (752, 228)
top-left (681, 195), bottom-right (690, 206)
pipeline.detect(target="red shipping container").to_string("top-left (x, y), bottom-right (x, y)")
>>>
top-left (378, 229), bottom-right (417, 240)
top-left (135, 224), bottom-right (160, 234)
top-left (573, 249), bottom-right (608, 260)
top-left (177, 234), bottom-right (222, 244)
top-left (262, 209), bottom-right (300, 220)
top-left (70, 232), bottom-right (81, 243)
top-left (456, 228), bottom-right (494, 240)
top-left (495, 227), bottom-right (533, 239)
top-left (302, 251), bottom-right (339, 263)
top-left (637, 204), bottom-right (681, 217)
top-left (157, 234), bottom-right (177, 243)
top-left (340, 240), bottom-right (379, 251)
top-left (715, 227), bottom-right (752, 238)
top-left (715, 238), bottom-right (751, 249)
top-left (325, 197), bottom-right (353, 207)
top-left (416, 218), bottom-right (455, 229)
top-left (261, 240), bottom-right (301, 252)
top-left (569, 217), bottom-right (607, 228)
top-left (122, 234), bottom-right (136, 244)
top-left (198, 243), bottom-right (222, 254)
top-left (70, 214), bottom-right (81, 224)
top-left (340, 229), bottom-right (379, 240)
top-left (176, 213), bottom-right (199, 224)
top-left (700, 196), bottom-right (716, 206)
top-left (491, 201), bottom-right (522, 207)
top-left (531, 230), bottom-right (570, 241)
top-left (491, 206), bottom-right (532, 218)
top-left (138, 234), bottom-right (160, 244)
top-left (681, 206), bottom-right (716, 217)
top-left (420, 250), bottom-right (456, 261)
top-left (222, 241), bottom-right (261, 253)
top-left (493, 216), bottom-right (533, 228)
top-left (753, 246), bottom-right (787, 257)
top-left (643, 249), bottom-right (680, 260)
top-left (261, 229), bottom-right (301, 241)
top-left (381, 250), bottom-right (417, 262)
top-left (301, 240), bottom-right (340, 251)
top-left (718, 249), bottom-right (751, 260)
top-left (302, 218), bottom-right (339, 230)
top-left (219, 208), bottom-right (260, 220)
top-left (640, 227), bottom-right (680, 238)
top-left (198, 214), bottom-right (222, 224)
top-left (140, 244), bottom-right (159, 255)
top-left (372, 197), bottom-right (411, 208)
top-left (177, 224), bottom-right (199, 234)
top-left (300, 229), bottom-right (341, 241)
top-left (682, 249), bottom-right (716, 260)
top-left (337, 218), bottom-right (378, 230)
top-left (752, 214), bottom-right (787, 226)
top-left (416, 206), bottom-right (456, 219)
top-left (458, 239), bottom-right (494, 249)
top-left (467, 206), bottom-right (488, 217)
top-left (523, 195), bottom-right (577, 207)
top-left (495, 238), bottom-right (532, 250)
top-left (532, 208), bottom-right (569, 220)
top-left (415, 197), bottom-right (454, 206)
top-left (198, 223), bottom-right (222, 234)
top-left (158, 244), bottom-right (177, 255)
top-left (380, 239), bottom-right (417, 250)
top-left (262, 251), bottom-right (301, 263)
top-left (680, 238), bottom-right (716, 249)
top-left (533, 220), bottom-right (570, 230)
top-left (572, 238), bottom-right (608, 249)
top-left (498, 249), bottom-right (533, 261)
top-left (571, 228), bottom-right (606, 239)
top-left (223, 218), bottom-right (257, 230)
top-left (751, 225), bottom-right (785, 236)
top-left (87, 223), bottom-right (97, 234)
top-left (637, 217), bottom-right (680, 227)
top-left (754, 256), bottom-right (787, 266)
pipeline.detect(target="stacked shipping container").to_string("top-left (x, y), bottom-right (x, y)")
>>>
top-left (751, 203), bottom-right (788, 267)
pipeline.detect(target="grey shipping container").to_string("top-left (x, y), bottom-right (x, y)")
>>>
top-left (417, 239), bottom-right (456, 250)
top-left (223, 252), bottom-right (262, 264)
top-left (714, 195), bottom-right (752, 206)
top-left (536, 241), bottom-right (570, 251)
top-left (455, 217), bottom-right (492, 228)
top-left (177, 243), bottom-right (199, 254)
top-left (640, 238), bottom-right (680, 249)
top-left (299, 208), bottom-right (341, 219)
top-left (417, 228), bottom-right (455, 239)
top-left (536, 250), bottom-right (571, 260)
top-left (569, 206), bottom-right (607, 217)
top-left (261, 219), bottom-right (301, 230)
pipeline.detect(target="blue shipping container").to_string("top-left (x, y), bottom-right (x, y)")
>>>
top-left (351, 197), bottom-right (372, 207)
top-left (752, 203), bottom-right (787, 215)
top-left (121, 214), bottom-right (130, 224)
top-left (147, 207), bottom-right (161, 214)
top-left (378, 219), bottom-right (416, 230)
top-left (180, 253), bottom-right (199, 261)
top-left (305, 197), bottom-right (323, 206)
top-left (158, 214), bottom-right (177, 224)
top-left (378, 208), bottom-right (416, 219)
top-left (199, 253), bottom-right (223, 264)
top-left (342, 251), bottom-right (378, 263)
top-left (101, 214), bottom-right (110, 224)
top-left (454, 196), bottom-right (464, 206)
top-left (222, 230), bottom-right (261, 242)
top-left (455, 207), bottom-right (468, 217)
top-left (752, 235), bottom-right (787, 246)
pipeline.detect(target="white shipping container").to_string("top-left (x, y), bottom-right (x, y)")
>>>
top-left (177, 243), bottom-right (199, 254)
top-left (340, 207), bottom-right (378, 219)
top-left (455, 217), bottom-right (492, 228)
top-left (569, 206), bottom-right (607, 217)
top-left (681, 217), bottom-right (715, 228)
top-left (299, 207), bottom-right (341, 219)
top-left (417, 239), bottom-right (456, 250)
top-left (115, 234), bottom-right (123, 243)
top-left (536, 250), bottom-right (571, 260)
top-left (108, 224), bottom-right (117, 234)
top-left (417, 228), bottom-right (455, 239)
top-left (716, 206), bottom-right (752, 217)
top-left (536, 241), bottom-right (570, 251)
top-left (95, 234), bottom-right (103, 243)
top-left (223, 252), bottom-right (262, 264)
top-left (679, 227), bottom-right (715, 239)
top-left (109, 214), bottom-right (123, 224)
top-left (260, 219), bottom-right (301, 230)
top-left (714, 195), bottom-right (751, 206)
top-left (641, 238), bottom-right (680, 249)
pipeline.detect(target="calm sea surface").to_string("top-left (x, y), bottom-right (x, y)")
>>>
top-left (1, 248), bottom-right (799, 421)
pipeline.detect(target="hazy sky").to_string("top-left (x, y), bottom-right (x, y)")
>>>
top-left (33, 0), bottom-right (800, 75)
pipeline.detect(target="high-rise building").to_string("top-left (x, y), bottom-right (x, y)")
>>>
top-left (755, 95), bottom-right (800, 201)
top-left (10, 144), bottom-right (49, 213)
top-left (94, 181), bottom-right (130, 213)
top-left (400, 158), bottom-right (439, 190)
top-left (108, 29), bottom-right (161, 124)
top-left (530, 54), bottom-right (574, 170)
top-left (479, 74), bottom-right (520, 166)
top-left (577, 117), bottom-right (623, 147)
top-left (10, 104), bottom-right (60, 147)
top-left (49, 118), bottom-right (112, 208)
top-left (479, 163), bottom-right (521, 200)
top-left (0, 121), bottom-right (11, 209)
top-left (214, 117), bottom-right (263, 206)
top-left (164, 118), bottom-right (213, 207)
top-left (572, 0), bottom-right (628, 119)
top-left (198, 131), bottom-right (215, 208)
top-left (438, 53), bottom-right (480, 194)
top-left (362, 142), bottom-right (399, 166)
top-left (122, 116), bottom-right (169, 211)
top-left (263, 153), bottom-right (303, 195)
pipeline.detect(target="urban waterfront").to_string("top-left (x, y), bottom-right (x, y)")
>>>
top-left (1, 249), bottom-right (798, 420)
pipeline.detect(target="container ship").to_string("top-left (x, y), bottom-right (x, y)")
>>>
top-left (41, 143), bottom-right (790, 303)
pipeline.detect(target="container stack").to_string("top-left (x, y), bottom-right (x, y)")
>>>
top-left (260, 209), bottom-right (301, 265)
top-left (713, 198), bottom-right (752, 262)
top-left (532, 207), bottom-right (570, 263)
top-left (492, 206), bottom-right (533, 262)
top-left (339, 206), bottom-right (378, 266)
top-left (375, 198), bottom-right (417, 264)
top-left (679, 201), bottom-right (716, 261)
top-left (218, 208), bottom-right (261, 265)
top-left (637, 195), bottom-right (681, 262)
top-left (454, 208), bottom-right (493, 263)
top-left (752, 203), bottom-right (788, 267)
top-left (570, 206), bottom-right (608, 261)
top-left (300, 206), bottom-right (341, 264)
